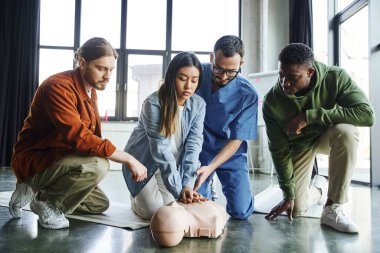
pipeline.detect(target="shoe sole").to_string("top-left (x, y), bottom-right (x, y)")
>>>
top-left (37, 219), bottom-right (69, 230)
top-left (320, 217), bottom-right (358, 233)
top-left (30, 200), bottom-right (69, 229)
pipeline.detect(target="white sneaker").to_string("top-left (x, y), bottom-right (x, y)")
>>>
top-left (321, 204), bottom-right (359, 233)
top-left (9, 183), bottom-right (34, 218)
top-left (312, 175), bottom-right (327, 205)
top-left (30, 194), bottom-right (69, 229)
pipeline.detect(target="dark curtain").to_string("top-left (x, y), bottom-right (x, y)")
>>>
top-left (0, 0), bottom-right (40, 167)
top-left (289, 0), bottom-right (313, 48)
top-left (289, 0), bottom-right (318, 177)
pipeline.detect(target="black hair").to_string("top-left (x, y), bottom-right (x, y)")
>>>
top-left (278, 43), bottom-right (315, 67)
top-left (213, 35), bottom-right (244, 58)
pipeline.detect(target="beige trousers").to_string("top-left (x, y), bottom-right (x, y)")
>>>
top-left (26, 154), bottom-right (110, 214)
top-left (131, 170), bottom-right (175, 220)
top-left (292, 124), bottom-right (359, 216)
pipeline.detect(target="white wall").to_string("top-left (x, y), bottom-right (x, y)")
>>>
top-left (101, 122), bottom-right (137, 170)
top-left (241, 0), bottom-right (289, 172)
top-left (241, 0), bottom-right (262, 74)
top-left (242, 0), bottom-right (289, 75)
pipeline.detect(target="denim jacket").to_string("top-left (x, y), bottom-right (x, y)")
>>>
top-left (122, 91), bottom-right (206, 199)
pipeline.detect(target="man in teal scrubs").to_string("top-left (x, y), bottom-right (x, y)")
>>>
top-left (194, 35), bottom-right (258, 219)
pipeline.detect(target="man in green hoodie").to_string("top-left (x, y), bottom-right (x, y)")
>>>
top-left (263, 43), bottom-right (374, 233)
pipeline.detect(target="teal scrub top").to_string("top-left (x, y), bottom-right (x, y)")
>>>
top-left (197, 64), bottom-right (258, 168)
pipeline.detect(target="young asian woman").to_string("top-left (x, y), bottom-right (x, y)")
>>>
top-left (122, 52), bottom-right (207, 220)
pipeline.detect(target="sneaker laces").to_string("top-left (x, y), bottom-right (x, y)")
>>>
top-left (46, 201), bottom-right (64, 217)
top-left (332, 204), bottom-right (350, 223)
top-left (37, 198), bottom-right (64, 220)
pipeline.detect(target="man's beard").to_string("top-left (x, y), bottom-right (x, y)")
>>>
top-left (212, 74), bottom-right (233, 88)
top-left (91, 81), bottom-right (107, 91)
top-left (84, 71), bottom-right (108, 91)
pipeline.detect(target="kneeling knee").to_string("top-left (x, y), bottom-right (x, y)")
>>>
top-left (293, 200), bottom-right (309, 217)
top-left (82, 157), bottom-right (109, 183)
top-left (227, 205), bottom-right (254, 220)
top-left (332, 124), bottom-right (359, 146)
top-left (228, 210), bottom-right (252, 220)
top-left (96, 198), bottom-right (110, 213)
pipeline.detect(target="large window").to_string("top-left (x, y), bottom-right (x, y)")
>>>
top-left (126, 0), bottom-right (167, 50)
top-left (39, 0), bottom-right (240, 121)
top-left (339, 4), bottom-right (369, 183)
top-left (80, 0), bottom-right (121, 47)
top-left (312, 0), bottom-right (370, 184)
top-left (172, 0), bottom-right (239, 52)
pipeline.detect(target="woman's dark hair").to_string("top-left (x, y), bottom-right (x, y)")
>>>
top-left (74, 37), bottom-right (118, 66)
top-left (158, 52), bottom-right (202, 137)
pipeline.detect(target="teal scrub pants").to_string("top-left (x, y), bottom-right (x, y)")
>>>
top-left (197, 157), bottom-right (254, 219)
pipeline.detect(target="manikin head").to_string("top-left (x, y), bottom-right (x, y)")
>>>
top-left (150, 202), bottom-right (189, 247)
top-left (150, 201), bottom-right (228, 247)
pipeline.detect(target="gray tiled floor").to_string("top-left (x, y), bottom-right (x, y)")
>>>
top-left (0, 167), bottom-right (379, 253)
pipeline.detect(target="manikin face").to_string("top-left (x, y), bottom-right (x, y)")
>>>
top-left (150, 201), bottom-right (228, 247)
top-left (278, 62), bottom-right (315, 95)
top-left (175, 66), bottom-right (200, 106)
top-left (79, 55), bottom-right (116, 91)
top-left (150, 202), bottom-right (189, 247)
top-left (210, 49), bottom-right (243, 87)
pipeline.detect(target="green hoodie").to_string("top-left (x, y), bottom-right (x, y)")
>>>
top-left (262, 61), bottom-right (375, 199)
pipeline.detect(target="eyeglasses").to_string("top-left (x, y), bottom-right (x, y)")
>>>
top-left (212, 64), bottom-right (241, 78)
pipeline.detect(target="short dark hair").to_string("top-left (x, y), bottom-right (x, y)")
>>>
top-left (278, 43), bottom-right (314, 67)
top-left (74, 37), bottom-right (118, 65)
top-left (213, 35), bottom-right (244, 58)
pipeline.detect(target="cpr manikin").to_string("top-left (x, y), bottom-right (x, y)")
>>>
top-left (150, 201), bottom-right (228, 247)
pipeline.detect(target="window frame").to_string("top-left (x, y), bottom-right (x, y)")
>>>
top-left (38, 0), bottom-right (241, 121)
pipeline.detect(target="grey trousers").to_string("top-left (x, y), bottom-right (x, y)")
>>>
top-left (26, 154), bottom-right (110, 214)
top-left (292, 124), bottom-right (359, 216)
